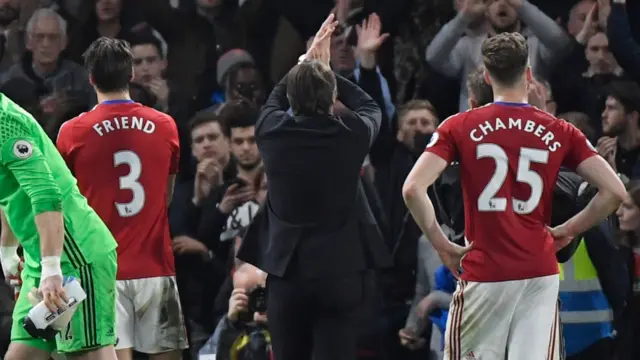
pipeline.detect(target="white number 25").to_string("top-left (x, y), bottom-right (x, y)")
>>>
top-left (476, 144), bottom-right (549, 214)
top-left (113, 150), bottom-right (145, 217)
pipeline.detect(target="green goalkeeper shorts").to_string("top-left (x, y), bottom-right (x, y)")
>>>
top-left (11, 249), bottom-right (117, 354)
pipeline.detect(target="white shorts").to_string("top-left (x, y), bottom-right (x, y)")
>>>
top-left (115, 276), bottom-right (189, 354)
top-left (444, 274), bottom-right (561, 360)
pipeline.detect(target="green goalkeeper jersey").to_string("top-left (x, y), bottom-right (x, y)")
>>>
top-left (0, 94), bottom-right (117, 277)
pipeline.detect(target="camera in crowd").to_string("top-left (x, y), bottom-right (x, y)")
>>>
top-left (239, 286), bottom-right (267, 323)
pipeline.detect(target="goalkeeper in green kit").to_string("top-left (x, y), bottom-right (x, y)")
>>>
top-left (0, 93), bottom-right (118, 359)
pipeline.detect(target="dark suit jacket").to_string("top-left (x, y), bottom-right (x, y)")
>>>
top-left (237, 73), bottom-right (392, 279)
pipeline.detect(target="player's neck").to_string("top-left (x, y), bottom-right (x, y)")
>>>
top-left (493, 90), bottom-right (527, 105)
top-left (97, 91), bottom-right (132, 104)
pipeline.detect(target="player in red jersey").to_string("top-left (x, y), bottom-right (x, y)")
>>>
top-left (402, 33), bottom-right (627, 360)
top-left (57, 38), bottom-right (187, 360)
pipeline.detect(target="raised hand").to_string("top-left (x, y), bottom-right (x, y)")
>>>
top-left (356, 13), bottom-right (390, 69)
top-left (575, 3), bottom-right (597, 45)
top-left (596, 0), bottom-right (610, 30)
top-left (305, 13), bottom-right (340, 66)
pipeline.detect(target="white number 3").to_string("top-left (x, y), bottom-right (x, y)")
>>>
top-left (114, 151), bottom-right (145, 217)
top-left (477, 144), bottom-right (549, 214)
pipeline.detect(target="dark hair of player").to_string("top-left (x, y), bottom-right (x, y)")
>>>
top-left (286, 60), bottom-right (336, 116)
top-left (481, 32), bottom-right (529, 87)
top-left (217, 99), bottom-right (259, 138)
top-left (606, 80), bottom-right (640, 115)
top-left (467, 66), bottom-right (494, 107)
top-left (83, 37), bottom-right (134, 94)
top-left (188, 109), bottom-right (225, 135)
top-left (128, 29), bottom-right (164, 59)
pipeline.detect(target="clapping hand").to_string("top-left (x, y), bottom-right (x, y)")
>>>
top-left (596, 137), bottom-right (617, 170)
top-left (305, 13), bottom-right (340, 66)
top-left (193, 158), bottom-right (223, 205)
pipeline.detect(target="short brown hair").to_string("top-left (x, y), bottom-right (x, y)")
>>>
top-left (188, 109), bottom-right (225, 136)
top-left (397, 99), bottom-right (438, 122)
top-left (606, 80), bottom-right (640, 114)
top-left (217, 99), bottom-right (259, 138)
top-left (467, 66), bottom-right (493, 107)
top-left (481, 33), bottom-right (529, 87)
top-left (286, 60), bottom-right (336, 116)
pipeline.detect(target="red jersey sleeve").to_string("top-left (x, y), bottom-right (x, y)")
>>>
top-left (56, 120), bottom-right (74, 167)
top-left (166, 116), bottom-right (180, 174)
top-left (561, 121), bottom-right (598, 171)
top-left (424, 113), bottom-right (461, 163)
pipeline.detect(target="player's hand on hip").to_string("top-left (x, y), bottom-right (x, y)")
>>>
top-left (547, 225), bottom-right (575, 251)
top-left (39, 275), bottom-right (68, 313)
top-left (437, 241), bottom-right (473, 279)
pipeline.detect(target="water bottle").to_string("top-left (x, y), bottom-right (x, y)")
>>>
top-left (22, 276), bottom-right (87, 339)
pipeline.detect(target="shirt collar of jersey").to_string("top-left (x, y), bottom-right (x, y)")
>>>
top-left (492, 101), bottom-right (530, 107)
top-left (101, 100), bottom-right (135, 105)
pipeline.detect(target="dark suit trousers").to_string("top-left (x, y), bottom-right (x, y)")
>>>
top-left (266, 272), bottom-right (366, 360)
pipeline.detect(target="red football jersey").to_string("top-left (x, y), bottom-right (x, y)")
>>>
top-left (57, 100), bottom-right (180, 280)
top-left (426, 102), bottom-right (597, 282)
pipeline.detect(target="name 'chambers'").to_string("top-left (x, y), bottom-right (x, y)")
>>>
top-left (93, 116), bottom-right (156, 136)
top-left (469, 118), bottom-right (561, 152)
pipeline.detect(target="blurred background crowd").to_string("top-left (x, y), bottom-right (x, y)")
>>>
top-left (0, 0), bottom-right (640, 359)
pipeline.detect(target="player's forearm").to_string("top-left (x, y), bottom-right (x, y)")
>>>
top-left (563, 190), bottom-right (621, 237)
top-left (0, 211), bottom-right (18, 247)
top-left (0, 229), bottom-right (18, 247)
top-left (35, 211), bottom-right (64, 259)
top-left (403, 188), bottom-right (450, 252)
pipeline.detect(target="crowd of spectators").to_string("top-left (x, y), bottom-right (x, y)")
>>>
top-left (1, 0), bottom-right (640, 359)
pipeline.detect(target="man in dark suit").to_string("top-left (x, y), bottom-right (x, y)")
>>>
top-left (237, 14), bottom-right (392, 360)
